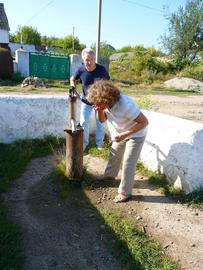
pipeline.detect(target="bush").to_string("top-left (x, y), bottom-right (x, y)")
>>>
top-left (0, 72), bottom-right (24, 86)
top-left (179, 62), bottom-right (203, 82)
top-left (0, 48), bottom-right (13, 79)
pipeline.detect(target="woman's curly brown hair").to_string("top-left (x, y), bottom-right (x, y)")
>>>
top-left (87, 80), bottom-right (120, 108)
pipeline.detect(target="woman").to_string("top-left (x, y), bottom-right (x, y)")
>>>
top-left (86, 80), bottom-right (148, 203)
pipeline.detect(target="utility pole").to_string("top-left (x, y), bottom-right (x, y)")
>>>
top-left (72, 26), bottom-right (75, 51)
top-left (96, 0), bottom-right (102, 63)
top-left (20, 26), bottom-right (24, 48)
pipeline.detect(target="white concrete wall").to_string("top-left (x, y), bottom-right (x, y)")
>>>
top-left (0, 95), bottom-right (95, 143)
top-left (0, 95), bottom-right (202, 194)
top-left (140, 110), bottom-right (203, 193)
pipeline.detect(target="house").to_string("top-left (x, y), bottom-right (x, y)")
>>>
top-left (0, 3), bottom-right (10, 49)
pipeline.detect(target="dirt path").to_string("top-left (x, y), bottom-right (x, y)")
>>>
top-left (151, 95), bottom-right (203, 123)
top-left (3, 155), bottom-right (203, 270)
top-left (3, 157), bottom-right (120, 270)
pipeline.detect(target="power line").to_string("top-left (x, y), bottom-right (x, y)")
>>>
top-left (121, 0), bottom-right (164, 13)
top-left (25, 0), bottom-right (55, 25)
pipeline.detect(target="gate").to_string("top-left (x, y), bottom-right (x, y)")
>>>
top-left (29, 53), bottom-right (70, 80)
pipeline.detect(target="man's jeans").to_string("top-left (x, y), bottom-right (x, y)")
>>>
top-left (80, 102), bottom-right (105, 150)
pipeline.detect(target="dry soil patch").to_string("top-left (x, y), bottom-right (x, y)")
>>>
top-left (151, 95), bottom-right (203, 123)
top-left (3, 155), bottom-right (203, 270)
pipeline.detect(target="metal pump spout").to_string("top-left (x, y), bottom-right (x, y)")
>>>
top-left (69, 87), bottom-right (77, 133)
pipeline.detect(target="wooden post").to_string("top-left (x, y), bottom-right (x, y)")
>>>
top-left (64, 88), bottom-right (83, 180)
top-left (64, 126), bottom-right (83, 179)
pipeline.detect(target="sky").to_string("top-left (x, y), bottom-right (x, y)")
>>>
top-left (2, 0), bottom-right (187, 50)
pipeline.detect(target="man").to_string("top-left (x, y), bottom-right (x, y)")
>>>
top-left (70, 48), bottom-right (110, 151)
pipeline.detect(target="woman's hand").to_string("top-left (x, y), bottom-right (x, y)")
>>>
top-left (93, 104), bottom-right (102, 111)
top-left (114, 133), bottom-right (128, 142)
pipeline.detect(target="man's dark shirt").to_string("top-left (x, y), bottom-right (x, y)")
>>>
top-left (74, 63), bottom-right (110, 98)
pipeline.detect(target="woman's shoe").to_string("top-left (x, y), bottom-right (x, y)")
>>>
top-left (113, 194), bottom-right (132, 203)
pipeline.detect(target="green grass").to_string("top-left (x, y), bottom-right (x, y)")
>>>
top-left (116, 84), bottom-right (201, 97)
top-left (0, 136), bottom-right (65, 192)
top-left (51, 158), bottom-right (82, 199)
top-left (137, 163), bottom-right (203, 210)
top-left (180, 188), bottom-right (203, 209)
top-left (0, 136), bottom-right (65, 270)
top-left (133, 95), bottom-right (155, 110)
top-left (100, 210), bottom-right (179, 270)
top-left (83, 134), bottom-right (111, 160)
top-left (0, 72), bottom-right (23, 86)
top-left (0, 200), bottom-right (24, 270)
top-left (1, 78), bottom-right (202, 97)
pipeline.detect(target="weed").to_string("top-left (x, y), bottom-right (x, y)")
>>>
top-left (99, 210), bottom-right (179, 270)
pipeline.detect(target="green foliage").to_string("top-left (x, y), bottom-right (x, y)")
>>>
top-left (0, 48), bottom-right (13, 80)
top-left (11, 26), bottom-right (86, 54)
top-left (0, 72), bottom-right (23, 86)
top-left (101, 210), bottom-right (178, 270)
top-left (161, 0), bottom-right (203, 64)
top-left (51, 159), bottom-right (80, 199)
top-left (0, 201), bottom-right (24, 270)
top-left (117, 45), bottom-right (133, 53)
top-left (0, 136), bottom-right (64, 192)
top-left (49, 35), bottom-right (86, 54)
top-left (182, 188), bottom-right (203, 209)
top-left (179, 61), bottom-right (203, 81)
top-left (110, 45), bottom-right (173, 84)
top-left (11, 72), bottom-right (24, 83)
top-left (137, 162), bottom-right (203, 209)
top-left (14, 25), bottom-right (41, 45)
top-left (91, 41), bottom-right (116, 58)
top-left (84, 135), bottom-right (111, 160)
top-left (135, 96), bottom-right (154, 109)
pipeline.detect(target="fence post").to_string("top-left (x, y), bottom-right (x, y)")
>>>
top-left (15, 48), bottom-right (29, 77)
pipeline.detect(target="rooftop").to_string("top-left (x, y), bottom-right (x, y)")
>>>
top-left (0, 3), bottom-right (10, 31)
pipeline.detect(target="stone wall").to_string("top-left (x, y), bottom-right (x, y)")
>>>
top-left (0, 95), bottom-right (202, 194)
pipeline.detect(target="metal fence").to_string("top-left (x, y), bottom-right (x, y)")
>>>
top-left (29, 53), bottom-right (70, 80)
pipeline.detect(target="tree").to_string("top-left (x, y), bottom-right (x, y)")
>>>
top-left (117, 45), bottom-right (133, 53)
top-left (40, 35), bottom-right (85, 54)
top-left (161, 0), bottom-right (203, 64)
top-left (92, 41), bottom-right (116, 57)
top-left (13, 25), bottom-right (41, 45)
